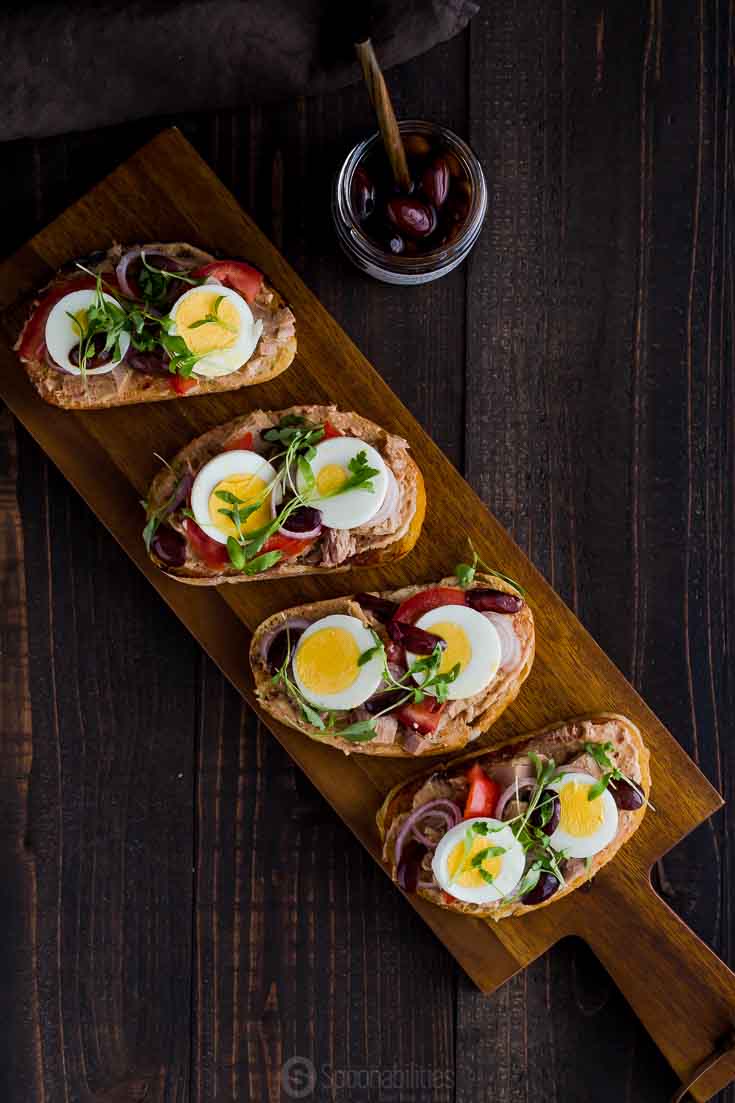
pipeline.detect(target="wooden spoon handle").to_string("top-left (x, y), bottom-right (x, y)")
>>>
top-left (354, 39), bottom-right (412, 193)
top-left (576, 873), bottom-right (735, 1101)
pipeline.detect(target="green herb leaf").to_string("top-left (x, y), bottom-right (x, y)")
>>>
top-left (336, 720), bottom-right (378, 742)
top-left (227, 537), bottom-right (246, 570)
top-left (470, 846), bottom-right (506, 867)
top-left (243, 550), bottom-right (282, 575)
top-left (455, 561), bottom-right (475, 588)
top-left (358, 643), bottom-right (384, 667)
top-left (478, 868), bottom-right (496, 884)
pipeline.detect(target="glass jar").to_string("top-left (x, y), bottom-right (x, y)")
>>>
top-left (332, 119), bottom-right (487, 286)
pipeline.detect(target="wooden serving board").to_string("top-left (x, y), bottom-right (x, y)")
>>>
top-left (0, 128), bottom-right (733, 1101)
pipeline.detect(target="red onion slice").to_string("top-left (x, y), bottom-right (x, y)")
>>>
top-left (394, 798), bottom-right (462, 868)
top-left (258, 616), bottom-right (311, 672)
top-left (115, 247), bottom-right (192, 299)
top-left (495, 778), bottom-right (537, 822)
top-left (278, 505), bottom-right (323, 541)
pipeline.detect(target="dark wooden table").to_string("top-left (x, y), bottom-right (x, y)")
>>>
top-left (1, 3), bottom-right (732, 1101)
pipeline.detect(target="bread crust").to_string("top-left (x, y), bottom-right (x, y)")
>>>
top-left (376, 713), bottom-right (650, 917)
top-left (147, 405), bottom-right (426, 585)
top-left (14, 242), bottom-right (296, 408)
top-left (250, 573), bottom-right (535, 756)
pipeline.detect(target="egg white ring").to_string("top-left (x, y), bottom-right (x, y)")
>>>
top-left (168, 284), bottom-right (263, 379)
top-left (292, 613), bottom-right (384, 711)
top-left (190, 449), bottom-right (278, 545)
top-left (407, 604), bottom-right (501, 701)
top-left (44, 289), bottom-right (130, 376)
top-left (547, 771), bottom-right (619, 859)
top-left (431, 818), bottom-right (526, 904)
top-left (297, 437), bottom-right (389, 530)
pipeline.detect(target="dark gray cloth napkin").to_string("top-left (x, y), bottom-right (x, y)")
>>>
top-left (2, 0), bottom-right (477, 142)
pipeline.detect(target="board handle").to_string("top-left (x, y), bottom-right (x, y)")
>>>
top-left (576, 872), bottom-right (735, 1101)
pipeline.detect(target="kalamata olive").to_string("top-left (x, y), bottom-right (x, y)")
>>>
top-left (355, 592), bottom-right (398, 622)
top-left (125, 352), bottom-right (170, 376)
top-left (69, 334), bottom-right (112, 370)
top-left (351, 167), bottom-right (376, 222)
top-left (388, 620), bottom-right (447, 655)
top-left (281, 505), bottom-right (321, 534)
top-left (612, 779), bottom-right (644, 810)
top-left (443, 151), bottom-right (463, 177)
top-left (403, 134), bottom-right (432, 157)
top-left (445, 178), bottom-right (472, 224)
top-left (386, 197), bottom-right (437, 239)
top-left (529, 790), bottom-right (560, 836)
top-left (151, 525), bottom-right (187, 568)
top-left (421, 156), bottom-right (450, 208)
top-left (388, 233), bottom-right (405, 255)
top-left (364, 688), bottom-right (407, 715)
top-left (396, 842), bottom-right (425, 892)
top-left (522, 871), bottom-right (560, 906)
top-left (467, 589), bottom-right (523, 614)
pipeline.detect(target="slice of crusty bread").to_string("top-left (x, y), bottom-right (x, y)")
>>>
top-left (146, 405), bottom-right (426, 585)
top-left (250, 572), bottom-right (535, 755)
top-left (14, 242), bottom-right (297, 409)
top-left (377, 713), bottom-right (650, 917)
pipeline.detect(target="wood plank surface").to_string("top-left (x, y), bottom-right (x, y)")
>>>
top-left (0, 3), bottom-right (732, 1102)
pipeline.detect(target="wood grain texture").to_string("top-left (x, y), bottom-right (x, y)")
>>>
top-left (0, 2), bottom-right (731, 1102)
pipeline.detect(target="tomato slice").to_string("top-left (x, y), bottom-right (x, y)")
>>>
top-left (322, 420), bottom-right (343, 439)
top-left (170, 375), bottom-right (199, 396)
top-left (224, 430), bottom-right (254, 451)
top-left (190, 260), bottom-right (263, 304)
top-left (393, 586), bottom-right (467, 625)
top-left (18, 275), bottom-right (100, 361)
top-left (463, 763), bottom-right (501, 819)
top-left (394, 698), bottom-right (445, 735)
top-left (263, 533), bottom-right (315, 559)
top-left (182, 518), bottom-right (230, 568)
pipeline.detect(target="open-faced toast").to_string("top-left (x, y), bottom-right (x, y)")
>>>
top-left (14, 242), bottom-right (296, 408)
top-left (377, 714), bottom-right (650, 917)
top-left (144, 405), bottom-right (426, 584)
top-left (250, 569), bottom-right (534, 755)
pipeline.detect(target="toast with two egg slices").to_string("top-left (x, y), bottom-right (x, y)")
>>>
top-left (250, 572), bottom-right (535, 756)
top-left (144, 405), bottom-right (426, 584)
top-left (14, 242), bottom-right (296, 408)
top-left (378, 714), bottom-right (650, 918)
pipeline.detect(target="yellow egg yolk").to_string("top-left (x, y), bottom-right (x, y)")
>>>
top-left (447, 833), bottom-right (503, 889)
top-left (208, 474), bottom-right (270, 538)
top-left (176, 291), bottom-right (240, 354)
top-left (316, 463), bottom-right (348, 496)
top-left (429, 621), bottom-right (472, 677)
top-left (558, 781), bottom-right (605, 837)
top-left (295, 627), bottom-right (360, 695)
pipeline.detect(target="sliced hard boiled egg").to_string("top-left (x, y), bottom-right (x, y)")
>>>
top-left (297, 437), bottom-right (388, 529)
top-left (432, 818), bottom-right (526, 904)
top-left (547, 771), bottom-right (619, 859)
top-left (292, 614), bottom-right (383, 711)
top-left (407, 604), bottom-right (501, 700)
top-left (190, 450), bottom-right (277, 545)
top-left (44, 289), bottom-right (130, 375)
top-left (168, 283), bottom-right (263, 378)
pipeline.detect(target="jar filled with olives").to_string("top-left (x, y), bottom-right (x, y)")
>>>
top-left (332, 119), bottom-right (487, 285)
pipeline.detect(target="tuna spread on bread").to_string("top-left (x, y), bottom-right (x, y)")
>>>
top-left (143, 406), bottom-right (424, 582)
top-left (250, 557), bottom-right (535, 755)
top-left (14, 243), bottom-right (296, 409)
top-left (378, 715), bottom-right (651, 916)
